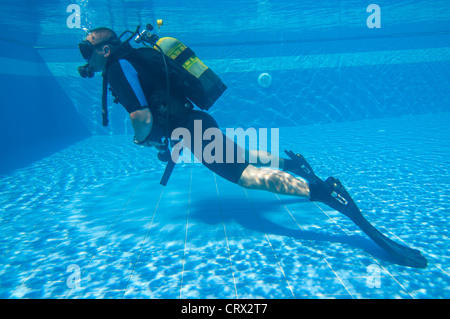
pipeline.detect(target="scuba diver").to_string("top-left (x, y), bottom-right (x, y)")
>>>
top-left (77, 26), bottom-right (427, 268)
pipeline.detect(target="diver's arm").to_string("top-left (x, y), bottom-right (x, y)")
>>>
top-left (130, 107), bottom-right (153, 142)
top-left (108, 59), bottom-right (155, 144)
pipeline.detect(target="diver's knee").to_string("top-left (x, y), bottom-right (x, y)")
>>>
top-left (237, 165), bottom-right (259, 188)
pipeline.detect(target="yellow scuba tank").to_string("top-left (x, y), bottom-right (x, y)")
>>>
top-left (155, 37), bottom-right (227, 110)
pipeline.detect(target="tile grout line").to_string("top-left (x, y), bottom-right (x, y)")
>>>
top-left (314, 202), bottom-right (352, 236)
top-left (361, 188), bottom-right (429, 248)
top-left (355, 186), bottom-right (435, 298)
top-left (213, 173), bottom-right (239, 299)
top-left (313, 200), bottom-right (416, 299)
top-left (243, 189), bottom-right (296, 298)
top-left (276, 195), bottom-right (355, 299)
top-left (179, 164), bottom-right (193, 299)
top-left (122, 186), bottom-right (165, 299)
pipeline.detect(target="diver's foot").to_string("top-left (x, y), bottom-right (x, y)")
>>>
top-left (284, 150), bottom-right (322, 183)
top-left (309, 177), bottom-right (359, 217)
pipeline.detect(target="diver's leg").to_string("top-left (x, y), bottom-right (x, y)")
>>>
top-left (237, 164), bottom-right (310, 197)
top-left (245, 150), bottom-right (315, 175)
top-left (245, 150), bottom-right (320, 183)
top-left (239, 154), bottom-right (428, 268)
top-left (183, 112), bottom-right (310, 199)
top-left (245, 150), bottom-right (286, 169)
top-left (236, 163), bottom-right (343, 204)
top-left (238, 157), bottom-right (360, 219)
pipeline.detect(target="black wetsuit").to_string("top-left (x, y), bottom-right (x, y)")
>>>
top-left (105, 47), bottom-right (249, 183)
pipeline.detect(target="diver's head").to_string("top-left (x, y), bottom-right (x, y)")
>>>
top-left (79, 27), bottom-right (121, 72)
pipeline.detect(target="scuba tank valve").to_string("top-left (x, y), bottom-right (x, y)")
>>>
top-left (135, 24), bottom-right (160, 46)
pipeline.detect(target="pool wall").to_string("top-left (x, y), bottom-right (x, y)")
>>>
top-left (0, 1), bottom-right (449, 172)
top-left (0, 39), bottom-right (90, 173)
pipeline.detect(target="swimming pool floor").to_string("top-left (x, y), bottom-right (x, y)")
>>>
top-left (0, 113), bottom-right (449, 299)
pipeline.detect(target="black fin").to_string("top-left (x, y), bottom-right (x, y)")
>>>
top-left (322, 177), bottom-right (427, 268)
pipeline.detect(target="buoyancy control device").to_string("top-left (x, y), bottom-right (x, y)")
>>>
top-left (78, 22), bottom-right (227, 186)
top-left (78, 22), bottom-right (227, 126)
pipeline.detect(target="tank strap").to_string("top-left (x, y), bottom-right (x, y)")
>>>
top-left (174, 47), bottom-right (195, 65)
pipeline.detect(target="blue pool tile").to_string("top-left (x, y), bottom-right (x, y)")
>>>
top-left (340, 275), bottom-right (414, 299)
top-left (1, 113), bottom-right (450, 299)
top-left (236, 281), bottom-right (295, 299)
top-left (180, 283), bottom-right (237, 299)
top-left (186, 226), bottom-right (226, 243)
top-left (124, 284), bottom-right (181, 299)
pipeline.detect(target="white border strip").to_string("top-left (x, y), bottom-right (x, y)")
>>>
top-left (0, 47), bottom-right (449, 77)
